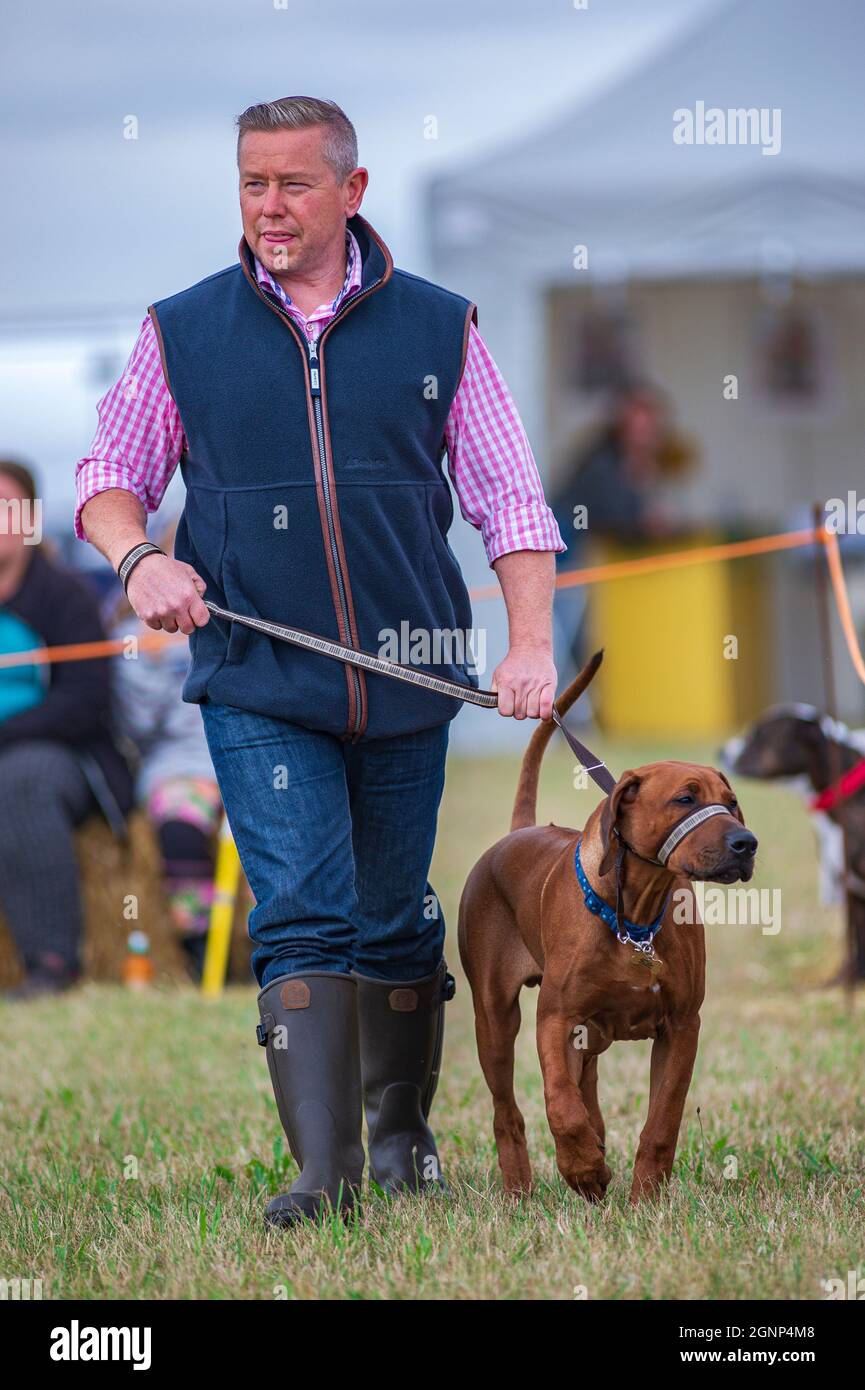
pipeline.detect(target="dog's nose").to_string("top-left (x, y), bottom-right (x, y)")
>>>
top-left (725, 828), bottom-right (758, 857)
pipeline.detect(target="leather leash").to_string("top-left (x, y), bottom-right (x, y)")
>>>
top-left (206, 602), bottom-right (735, 964)
top-left (551, 708), bottom-right (617, 794)
top-left (204, 599), bottom-right (617, 794)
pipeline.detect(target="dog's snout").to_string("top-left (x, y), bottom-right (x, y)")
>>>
top-left (725, 828), bottom-right (758, 857)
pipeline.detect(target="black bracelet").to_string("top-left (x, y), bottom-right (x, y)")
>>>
top-left (117, 542), bottom-right (166, 593)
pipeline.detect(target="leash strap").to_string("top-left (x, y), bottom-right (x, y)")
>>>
top-left (810, 756), bottom-right (865, 812)
top-left (204, 600), bottom-right (499, 707)
top-left (551, 708), bottom-right (617, 794)
top-left (204, 600), bottom-right (616, 790)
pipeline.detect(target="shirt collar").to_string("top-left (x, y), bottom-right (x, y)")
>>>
top-left (253, 225), bottom-right (362, 314)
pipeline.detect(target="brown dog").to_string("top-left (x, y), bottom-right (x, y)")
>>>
top-left (458, 652), bottom-right (757, 1204)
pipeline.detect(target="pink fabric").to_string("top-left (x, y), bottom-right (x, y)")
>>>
top-left (75, 229), bottom-right (565, 567)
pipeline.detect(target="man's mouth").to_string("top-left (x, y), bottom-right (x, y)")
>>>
top-left (262, 231), bottom-right (297, 243)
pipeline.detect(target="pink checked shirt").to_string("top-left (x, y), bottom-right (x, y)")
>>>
top-left (74, 227), bottom-right (565, 567)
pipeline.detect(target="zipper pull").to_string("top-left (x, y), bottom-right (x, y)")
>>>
top-left (307, 334), bottom-right (320, 393)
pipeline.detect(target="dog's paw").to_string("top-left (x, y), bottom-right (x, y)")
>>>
top-left (629, 1166), bottom-right (669, 1204)
top-left (561, 1156), bottom-right (612, 1203)
top-left (503, 1175), bottom-right (534, 1200)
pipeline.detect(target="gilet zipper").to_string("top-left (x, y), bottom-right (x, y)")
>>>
top-left (253, 270), bottom-right (384, 737)
top-left (311, 277), bottom-right (383, 736)
top-left (305, 329), bottom-right (363, 734)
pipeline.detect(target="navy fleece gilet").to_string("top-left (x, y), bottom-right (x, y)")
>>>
top-left (150, 213), bottom-right (479, 741)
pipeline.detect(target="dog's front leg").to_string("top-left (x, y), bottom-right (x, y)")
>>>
top-left (537, 986), bottom-right (611, 1202)
top-left (630, 1016), bottom-right (700, 1203)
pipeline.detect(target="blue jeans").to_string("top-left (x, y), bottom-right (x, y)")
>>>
top-left (199, 701), bottom-right (450, 988)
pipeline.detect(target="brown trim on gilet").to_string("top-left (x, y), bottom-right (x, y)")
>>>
top-left (235, 223), bottom-right (393, 738)
top-left (314, 218), bottom-right (395, 740)
top-left (147, 305), bottom-right (175, 401)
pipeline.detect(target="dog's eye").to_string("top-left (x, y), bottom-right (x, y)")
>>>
top-left (673, 794), bottom-right (695, 805)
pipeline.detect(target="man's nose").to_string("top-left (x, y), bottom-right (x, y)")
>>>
top-left (725, 829), bottom-right (758, 857)
top-left (261, 185), bottom-right (287, 218)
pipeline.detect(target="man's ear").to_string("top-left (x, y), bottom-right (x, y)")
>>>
top-left (598, 773), bottom-right (641, 875)
top-left (716, 770), bottom-right (746, 825)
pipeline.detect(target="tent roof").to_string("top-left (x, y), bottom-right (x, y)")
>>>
top-left (427, 0), bottom-right (865, 279)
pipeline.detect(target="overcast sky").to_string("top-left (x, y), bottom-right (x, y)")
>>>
top-left (1, 0), bottom-right (719, 523)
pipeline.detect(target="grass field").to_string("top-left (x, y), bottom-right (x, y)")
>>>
top-left (1, 738), bottom-right (863, 1301)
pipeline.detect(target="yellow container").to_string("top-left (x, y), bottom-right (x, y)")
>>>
top-left (585, 534), bottom-right (772, 738)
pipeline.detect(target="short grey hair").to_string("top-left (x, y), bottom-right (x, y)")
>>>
top-left (235, 96), bottom-right (358, 183)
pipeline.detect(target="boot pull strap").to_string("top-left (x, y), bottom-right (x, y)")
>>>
top-left (256, 1011), bottom-right (275, 1046)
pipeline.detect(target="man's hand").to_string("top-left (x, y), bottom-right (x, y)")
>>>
top-left (126, 553), bottom-right (211, 635)
top-left (490, 643), bottom-right (557, 720)
top-left (80, 490), bottom-right (211, 636)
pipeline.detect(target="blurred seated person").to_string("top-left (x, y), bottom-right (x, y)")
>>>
top-left (0, 461), bottom-right (134, 999)
top-left (106, 519), bottom-right (222, 980)
top-left (550, 382), bottom-right (688, 684)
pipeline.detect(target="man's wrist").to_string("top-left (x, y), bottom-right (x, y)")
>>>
top-left (508, 637), bottom-right (554, 654)
top-left (117, 541), bottom-right (166, 593)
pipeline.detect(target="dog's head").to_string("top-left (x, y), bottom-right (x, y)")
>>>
top-left (598, 760), bottom-right (757, 884)
top-left (720, 704), bottom-right (833, 783)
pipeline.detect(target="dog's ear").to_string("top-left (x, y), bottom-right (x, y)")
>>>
top-left (598, 773), bottom-right (641, 875)
top-left (716, 770), bottom-right (746, 825)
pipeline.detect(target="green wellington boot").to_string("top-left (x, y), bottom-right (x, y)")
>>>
top-left (256, 972), bottom-right (365, 1228)
top-left (352, 960), bottom-right (455, 1196)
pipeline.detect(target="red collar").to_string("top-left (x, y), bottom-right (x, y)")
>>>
top-left (810, 756), bottom-right (865, 811)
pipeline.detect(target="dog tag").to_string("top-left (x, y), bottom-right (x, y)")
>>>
top-left (634, 946), bottom-right (663, 977)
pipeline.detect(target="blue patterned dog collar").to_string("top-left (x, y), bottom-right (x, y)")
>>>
top-left (574, 838), bottom-right (668, 944)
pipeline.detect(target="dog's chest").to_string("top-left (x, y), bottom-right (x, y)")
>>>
top-left (590, 975), bottom-right (668, 1042)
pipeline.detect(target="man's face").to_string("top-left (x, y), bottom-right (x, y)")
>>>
top-left (238, 126), bottom-right (366, 278)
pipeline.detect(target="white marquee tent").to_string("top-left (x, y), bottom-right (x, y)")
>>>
top-left (427, 0), bottom-right (865, 749)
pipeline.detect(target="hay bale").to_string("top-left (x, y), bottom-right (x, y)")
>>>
top-left (0, 811), bottom-right (253, 988)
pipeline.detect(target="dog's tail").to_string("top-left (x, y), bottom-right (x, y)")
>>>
top-left (510, 650), bottom-right (604, 832)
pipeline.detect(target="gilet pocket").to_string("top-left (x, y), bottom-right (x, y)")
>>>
top-left (422, 489), bottom-right (463, 639)
top-left (220, 551), bottom-right (253, 667)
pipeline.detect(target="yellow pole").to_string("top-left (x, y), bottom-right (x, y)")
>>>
top-left (201, 815), bottom-right (242, 998)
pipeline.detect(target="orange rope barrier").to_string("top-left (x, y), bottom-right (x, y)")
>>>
top-left (0, 628), bottom-right (183, 670)
top-left (0, 523), bottom-right (842, 672)
top-left (821, 527), bottom-right (865, 688)
top-left (470, 526), bottom-right (821, 601)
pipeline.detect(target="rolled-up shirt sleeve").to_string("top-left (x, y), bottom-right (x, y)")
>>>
top-left (74, 315), bottom-right (185, 541)
top-left (443, 322), bottom-right (566, 568)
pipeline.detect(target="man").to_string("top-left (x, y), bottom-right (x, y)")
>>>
top-left (76, 96), bottom-right (565, 1227)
